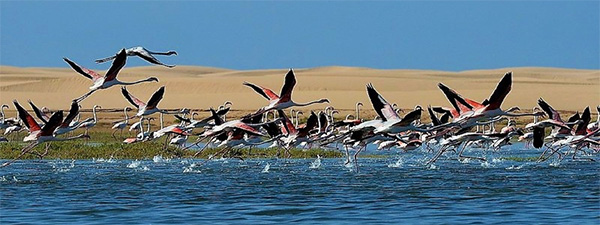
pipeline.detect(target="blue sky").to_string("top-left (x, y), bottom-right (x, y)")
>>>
top-left (1, 1), bottom-right (598, 71)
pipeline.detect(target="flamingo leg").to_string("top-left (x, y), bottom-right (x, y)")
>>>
top-left (458, 143), bottom-right (486, 162)
top-left (112, 129), bottom-right (118, 141)
top-left (192, 137), bottom-right (214, 157)
top-left (1, 142), bottom-right (39, 168)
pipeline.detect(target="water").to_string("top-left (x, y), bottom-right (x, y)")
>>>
top-left (1, 143), bottom-right (599, 224)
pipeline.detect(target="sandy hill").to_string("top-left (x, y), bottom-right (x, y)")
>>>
top-left (0, 65), bottom-right (598, 112)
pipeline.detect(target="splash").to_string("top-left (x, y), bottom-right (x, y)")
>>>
top-left (480, 161), bottom-right (494, 168)
top-left (261, 163), bottom-right (270, 173)
top-left (387, 158), bottom-right (404, 168)
top-left (427, 164), bottom-right (439, 170)
top-left (183, 163), bottom-right (201, 173)
top-left (153, 155), bottom-right (171, 163)
top-left (0, 176), bottom-right (7, 182)
top-left (310, 155), bottom-right (322, 169)
top-left (140, 166), bottom-right (150, 171)
top-left (127, 160), bottom-right (141, 168)
top-left (94, 156), bottom-right (115, 163)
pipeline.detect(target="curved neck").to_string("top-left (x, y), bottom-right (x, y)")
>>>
top-left (124, 108), bottom-right (129, 123)
top-left (356, 104), bottom-right (361, 120)
top-left (0, 106), bottom-right (6, 120)
top-left (118, 78), bottom-right (155, 85)
top-left (92, 107), bottom-right (98, 122)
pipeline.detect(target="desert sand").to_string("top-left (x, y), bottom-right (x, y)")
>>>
top-left (0, 65), bottom-right (598, 115)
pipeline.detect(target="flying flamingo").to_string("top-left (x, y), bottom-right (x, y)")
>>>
top-left (64, 49), bottom-right (159, 103)
top-left (437, 72), bottom-right (543, 129)
top-left (243, 69), bottom-right (330, 115)
top-left (121, 86), bottom-right (173, 117)
top-left (95, 46), bottom-right (177, 68)
top-left (1, 100), bottom-right (89, 167)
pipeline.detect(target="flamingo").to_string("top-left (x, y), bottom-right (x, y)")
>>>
top-left (95, 46), bottom-right (177, 68)
top-left (53, 101), bottom-right (81, 135)
top-left (436, 72), bottom-right (543, 129)
top-left (243, 69), bottom-right (330, 115)
top-left (0, 104), bottom-right (19, 130)
top-left (1, 100), bottom-right (89, 167)
top-left (78, 105), bottom-right (101, 135)
top-left (64, 49), bottom-right (159, 103)
top-left (121, 86), bottom-right (173, 117)
top-left (111, 107), bottom-right (131, 140)
top-left (526, 98), bottom-right (577, 148)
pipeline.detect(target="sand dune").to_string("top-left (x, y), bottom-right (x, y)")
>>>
top-left (0, 65), bottom-right (598, 112)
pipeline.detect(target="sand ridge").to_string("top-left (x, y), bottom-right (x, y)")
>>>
top-left (0, 65), bottom-right (598, 112)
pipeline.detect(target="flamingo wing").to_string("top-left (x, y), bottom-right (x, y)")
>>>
top-left (575, 107), bottom-right (591, 135)
top-left (40, 111), bottom-right (63, 136)
top-left (437, 83), bottom-right (474, 114)
top-left (395, 108), bottom-right (422, 127)
top-left (133, 49), bottom-right (166, 66)
top-left (145, 86), bottom-right (165, 110)
top-left (298, 111), bottom-right (318, 136)
top-left (485, 71), bottom-right (512, 110)
top-left (234, 122), bottom-right (263, 136)
top-left (63, 58), bottom-right (103, 81)
top-left (279, 69), bottom-right (296, 101)
top-left (537, 98), bottom-right (561, 122)
top-left (210, 108), bottom-right (224, 125)
top-left (366, 83), bottom-right (399, 122)
top-left (13, 100), bottom-right (41, 132)
top-left (243, 82), bottom-right (279, 100)
top-left (427, 105), bottom-right (441, 126)
top-left (27, 100), bottom-right (48, 124)
top-left (277, 110), bottom-right (296, 134)
top-left (61, 101), bottom-right (79, 128)
top-left (104, 48), bottom-right (127, 81)
top-left (121, 87), bottom-right (146, 109)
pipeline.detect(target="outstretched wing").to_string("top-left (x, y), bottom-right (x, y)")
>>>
top-left (104, 48), bottom-right (127, 81)
top-left (366, 83), bottom-right (399, 122)
top-left (485, 71), bottom-right (512, 110)
top-left (537, 98), bottom-right (561, 122)
top-left (395, 107), bottom-right (422, 127)
top-left (61, 101), bottom-right (79, 128)
top-left (243, 82), bottom-right (279, 100)
top-left (41, 111), bottom-right (63, 136)
top-left (146, 86), bottom-right (165, 110)
top-left (13, 100), bottom-right (41, 132)
top-left (427, 105), bottom-right (441, 126)
top-left (121, 87), bottom-right (146, 108)
top-left (63, 58), bottom-right (103, 81)
top-left (279, 69), bottom-right (296, 101)
top-left (28, 100), bottom-right (48, 124)
top-left (437, 83), bottom-right (474, 114)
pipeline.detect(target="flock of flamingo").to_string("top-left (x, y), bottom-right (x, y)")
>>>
top-left (1, 46), bottom-right (599, 168)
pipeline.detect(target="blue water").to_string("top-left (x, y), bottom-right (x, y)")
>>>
top-left (1, 143), bottom-right (599, 224)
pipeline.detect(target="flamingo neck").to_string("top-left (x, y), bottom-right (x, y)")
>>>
top-left (92, 107), bottom-right (98, 122)
top-left (294, 99), bottom-right (328, 107)
top-left (124, 108), bottom-right (129, 123)
top-left (118, 78), bottom-right (156, 86)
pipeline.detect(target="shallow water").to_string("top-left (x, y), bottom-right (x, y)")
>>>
top-left (1, 143), bottom-right (599, 224)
